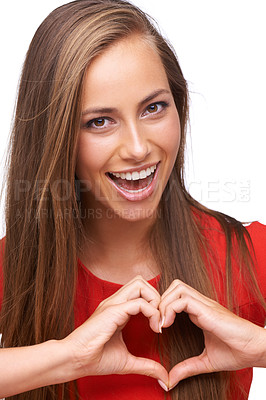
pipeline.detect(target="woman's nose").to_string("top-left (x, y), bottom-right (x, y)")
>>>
top-left (118, 121), bottom-right (151, 162)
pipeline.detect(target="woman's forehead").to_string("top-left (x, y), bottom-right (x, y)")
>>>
top-left (81, 35), bottom-right (170, 110)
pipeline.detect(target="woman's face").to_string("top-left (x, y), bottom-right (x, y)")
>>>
top-left (76, 35), bottom-right (180, 221)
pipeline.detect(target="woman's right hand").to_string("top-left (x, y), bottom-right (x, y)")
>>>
top-left (62, 276), bottom-right (168, 384)
top-left (0, 276), bottom-right (168, 398)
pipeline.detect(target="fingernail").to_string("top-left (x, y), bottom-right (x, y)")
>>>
top-left (159, 315), bottom-right (165, 333)
top-left (169, 383), bottom-right (178, 391)
top-left (158, 380), bottom-right (169, 392)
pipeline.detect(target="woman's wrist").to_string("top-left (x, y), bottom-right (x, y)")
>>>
top-left (254, 327), bottom-right (266, 368)
top-left (0, 339), bottom-right (77, 398)
top-left (45, 339), bottom-right (80, 384)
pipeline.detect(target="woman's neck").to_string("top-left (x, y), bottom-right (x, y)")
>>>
top-left (79, 208), bottom-right (159, 284)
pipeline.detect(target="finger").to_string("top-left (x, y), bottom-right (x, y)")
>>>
top-left (160, 281), bottom-right (215, 328)
top-left (105, 298), bottom-right (161, 333)
top-left (117, 275), bottom-right (161, 307)
top-left (160, 282), bottom-right (198, 328)
top-left (162, 294), bottom-right (211, 329)
top-left (161, 279), bottom-right (190, 300)
top-left (123, 354), bottom-right (169, 388)
top-left (168, 351), bottom-right (213, 389)
top-left (162, 293), bottom-right (229, 339)
top-left (99, 275), bottom-right (161, 309)
top-left (161, 280), bottom-right (212, 306)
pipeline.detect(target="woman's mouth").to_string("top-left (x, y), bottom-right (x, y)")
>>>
top-left (106, 163), bottom-right (160, 201)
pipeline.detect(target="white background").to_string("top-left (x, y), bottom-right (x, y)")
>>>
top-left (0, 1), bottom-right (265, 397)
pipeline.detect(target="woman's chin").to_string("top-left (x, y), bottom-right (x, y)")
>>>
top-left (105, 204), bottom-right (160, 222)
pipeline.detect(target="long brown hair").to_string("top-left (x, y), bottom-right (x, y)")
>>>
top-left (0, 1), bottom-right (264, 399)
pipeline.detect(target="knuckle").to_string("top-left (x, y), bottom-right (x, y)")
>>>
top-left (134, 275), bottom-right (145, 282)
top-left (150, 298), bottom-right (159, 307)
top-left (134, 297), bottom-right (145, 305)
top-left (127, 276), bottom-right (145, 289)
top-left (173, 279), bottom-right (182, 285)
top-left (175, 283), bottom-right (186, 294)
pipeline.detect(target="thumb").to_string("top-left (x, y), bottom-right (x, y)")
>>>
top-left (168, 351), bottom-right (212, 389)
top-left (124, 354), bottom-right (169, 387)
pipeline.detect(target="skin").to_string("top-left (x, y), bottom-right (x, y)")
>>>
top-left (1, 35), bottom-right (266, 397)
top-left (1, 276), bottom-right (266, 396)
top-left (76, 35), bottom-right (180, 283)
top-left (76, 35), bottom-right (180, 222)
top-left (159, 280), bottom-right (266, 389)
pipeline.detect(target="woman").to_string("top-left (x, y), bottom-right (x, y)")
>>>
top-left (0, 1), bottom-right (265, 399)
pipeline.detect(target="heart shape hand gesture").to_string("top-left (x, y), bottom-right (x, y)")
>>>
top-left (64, 276), bottom-right (266, 391)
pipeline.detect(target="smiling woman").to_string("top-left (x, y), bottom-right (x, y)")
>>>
top-left (76, 35), bottom-right (180, 218)
top-left (0, 1), bottom-right (266, 400)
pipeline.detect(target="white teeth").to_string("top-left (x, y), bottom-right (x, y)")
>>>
top-left (109, 164), bottom-right (157, 181)
top-left (139, 170), bottom-right (146, 179)
top-left (132, 171), bottom-right (139, 181)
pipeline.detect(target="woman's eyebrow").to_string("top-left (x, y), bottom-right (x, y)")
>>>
top-left (82, 107), bottom-right (116, 116)
top-left (81, 88), bottom-right (171, 116)
top-left (139, 89), bottom-right (171, 107)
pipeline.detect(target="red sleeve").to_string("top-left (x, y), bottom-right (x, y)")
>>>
top-left (235, 221), bottom-right (266, 328)
top-left (246, 221), bottom-right (266, 301)
top-left (198, 214), bottom-right (266, 326)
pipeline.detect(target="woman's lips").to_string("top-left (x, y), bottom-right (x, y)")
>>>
top-left (106, 162), bottom-right (160, 201)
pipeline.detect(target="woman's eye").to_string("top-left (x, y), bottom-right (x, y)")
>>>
top-left (143, 101), bottom-right (169, 117)
top-left (92, 118), bottom-right (105, 127)
top-left (85, 117), bottom-right (111, 130)
top-left (147, 104), bottom-right (159, 113)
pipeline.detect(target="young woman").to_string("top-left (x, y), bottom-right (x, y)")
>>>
top-left (0, 1), bottom-right (265, 399)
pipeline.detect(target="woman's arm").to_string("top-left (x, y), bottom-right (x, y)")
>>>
top-left (159, 279), bottom-right (266, 390)
top-left (2, 276), bottom-right (266, 396)
top-left (0, 276), bottom-right (168, 397)
top-left (0, 340), bottom-right (73, 397)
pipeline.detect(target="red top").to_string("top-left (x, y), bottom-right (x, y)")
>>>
top-left (1, 216), bottom-right (266, 399)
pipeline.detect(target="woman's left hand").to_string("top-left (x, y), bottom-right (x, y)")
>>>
top-left (159, 280), bottom-right (266, 390)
